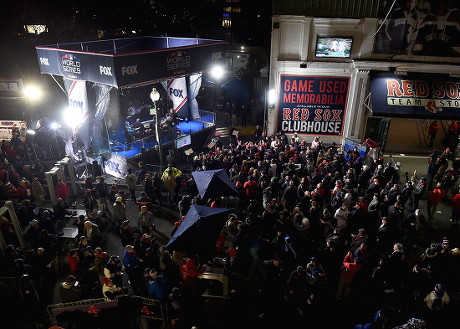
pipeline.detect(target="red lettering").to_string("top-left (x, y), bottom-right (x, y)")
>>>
top-left (284, 80), bottom-right (291, 92)
top-left (291, 80), bottom-right (298, 92)
top-left (323, 109), bottom-right (331, 121)
top-left (283, 108), bottom-right (291, 120)
top-left (415, 80), bottom-right (429, 98)
top-left (283, 93), bottom-right (291, 103)
top-left (322, 95), bottom-right (328, 104)
top-left (332, 110), bottom-right (342, 121)
top-left (432, 81), bottom-right (445, 98)
top-left (319, 81), bottom-right (325, 93)
top-left (327, 81), bottom-right (334, 93)
top-left (446, 82), bottom-right (458, 99)
top-left (401, 80), bottom-right (414, 96)
top-left (301, 109), bottom-right (309, 120)
top-left (339, 81), bottom-right (347, 93)
top-left (386, 79), bottom-right (402, 96)
top-left (314, 109), bottom-right (322, 121)
top-left (308, 80), bottom-right (314, 92)
top-left (292, 108), bottom-right (300, 120)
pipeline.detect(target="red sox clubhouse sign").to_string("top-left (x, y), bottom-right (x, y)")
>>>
top-left (277, 75), bottom-right (350, 136)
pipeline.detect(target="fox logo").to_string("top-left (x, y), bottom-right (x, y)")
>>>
top-left (425, 100), bottom-right (442, 114)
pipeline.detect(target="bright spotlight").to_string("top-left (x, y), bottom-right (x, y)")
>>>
top-left (50, 122), bottom-right (59, 130)
top-left (210, 65), bottom-right (225, 80)
top-left (24, 86), bottom-right (41, 100)
top-left (268, 89), bottom-right (276, 105)
top-left (26, 129), bottom-right (36, 135)
top-left (63, 107), bottom-right (85, 128)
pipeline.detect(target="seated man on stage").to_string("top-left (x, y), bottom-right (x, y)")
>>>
top-left (131, 118), bottom-right (145, 139)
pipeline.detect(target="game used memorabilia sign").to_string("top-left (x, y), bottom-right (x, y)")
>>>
top-left (277, 75), bottom-right (350, 135)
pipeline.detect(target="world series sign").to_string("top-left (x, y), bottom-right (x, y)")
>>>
top-left (277, 75), bottom-right (350, 136)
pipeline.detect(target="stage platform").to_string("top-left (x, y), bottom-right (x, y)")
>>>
top-left (109, 117), bottom-right (209, 159)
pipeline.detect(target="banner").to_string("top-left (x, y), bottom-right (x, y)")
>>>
top-left (166, 77), bottom-right (189, 117)
top-left (36, 37), bottom-right (226, 88)
top-left (374, 0), bottom-right (460, 57)
top-left (66, 80), bottom-right (89, 139)
top-left (370, 72), bottom-right (460, 119)
top-left (277, 75), bottom-right (350, 135)
top-left (344, 138), bottom-right (367, 158)
top-left (103, 154), bottom-right (128, 179)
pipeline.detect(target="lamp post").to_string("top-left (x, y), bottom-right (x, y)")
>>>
top-left (150, 87), bottom-right (162, 172)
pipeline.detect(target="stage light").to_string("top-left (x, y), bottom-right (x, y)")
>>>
top-left (26, 129), bottom-right (36, 135)
top-left (63, 107), bottom-right (85, 128)
top-left (150, 87), bottom-right (160, 102)
top-left (50, 122), bottom-right (59, 130)
top-left (24, 86), bottom-right (41, 100)
top-left (268, 89), bottom-right (276, 105)
top-left (210, 65), bottom-right (225, 80)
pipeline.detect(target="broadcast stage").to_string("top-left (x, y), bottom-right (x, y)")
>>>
top-left (109, 116), bottom-right (211, 158)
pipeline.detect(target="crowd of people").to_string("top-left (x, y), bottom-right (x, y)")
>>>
top-left (2, 122), bottom-right (460, 328)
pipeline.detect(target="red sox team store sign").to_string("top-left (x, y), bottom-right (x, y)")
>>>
top-left (277, 75), bottom-right (350, 135)
top-left (370, 72), bottom-right (460, 119)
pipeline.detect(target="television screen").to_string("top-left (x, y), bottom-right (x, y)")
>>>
top-left (315, 37), bottom-right (352, 58)
top-left (176, 135), bottom-right (191, 149)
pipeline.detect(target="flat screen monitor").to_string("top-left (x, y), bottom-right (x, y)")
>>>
top-left (315, 36), bottom-right (353, 58)
top-left (176, 135), bottom-right (191, 149)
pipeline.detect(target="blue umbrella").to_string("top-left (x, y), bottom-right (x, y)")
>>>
top-left (192, 169), bottom-right (238, 201)
top-left (164, 204), bottom-right (230, 259)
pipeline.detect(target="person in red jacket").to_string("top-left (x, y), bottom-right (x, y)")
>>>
top-left (451, 188), bottom-right (460, 224)
top-left (67, 249), bottom-right (79, 276)
top-left (56, 179), bottom-right (71, 205)
top-left (336, 251), bottom-right (363, 301)
top-left (243, 175), bottom-right (258, 199)
top-left (427, 120), bottom-right (440, 147)
top-left (427, 182), bottom-right (446, 220)
top-left (361, 138), bottom-right (379, 161)
top-left (180, 258), bottom-right (206, 294)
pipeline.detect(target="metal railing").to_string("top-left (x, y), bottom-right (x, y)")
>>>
top-left (47, 295), bottom-right (165, 326)
top-left (198, 110), bottom-right (216, 124)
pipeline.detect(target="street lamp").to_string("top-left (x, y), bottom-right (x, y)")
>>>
top-left (150, 87), bottom-right (162, 172)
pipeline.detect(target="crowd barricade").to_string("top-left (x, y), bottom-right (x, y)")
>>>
top-left (0, 200), bottom-right (24, 253)
top-left (46, 295), bottom-right (165, 327)
top-left (45, 156), bottom-right (77, 205)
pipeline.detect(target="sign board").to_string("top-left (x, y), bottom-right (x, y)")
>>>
top-left (370, 72), bottom-right (460, 119)
top-left (0, 79), bottom-right (23, 99)
top-left (0, 121), bottom-right (27, 141)
top-left (344, 138), bottom-right (367, 158)
top-left (277, 75), bottom-right (350, 136)
top-left (103, 154), bottom-right (128, 179)
top-left (36, 36), bottom-right (226, 88)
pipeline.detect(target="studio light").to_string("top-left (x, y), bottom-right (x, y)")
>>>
top-left (50, 122), bottom-right (59, 130)
top-left (210, 64), bottom-right (225, 80)
top-left (63, 107), bottom-right (85, 128)
top-left (24, 86), bottom-right (41, 100)
top-left (26, 129), bottom-right (36, 135)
